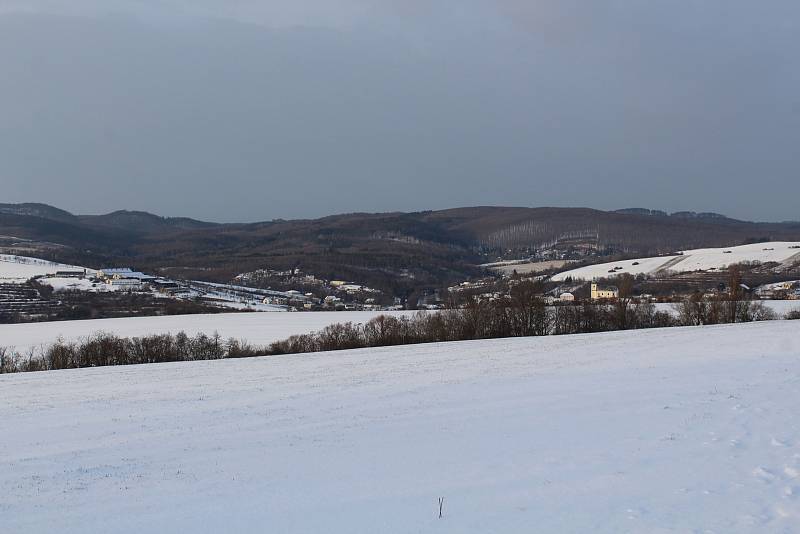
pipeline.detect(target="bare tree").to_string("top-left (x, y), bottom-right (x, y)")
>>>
top-left (613, 273), bottom-right (635, 329)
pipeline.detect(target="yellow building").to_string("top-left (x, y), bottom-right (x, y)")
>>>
top-left (591, 282), bottom-right (619, 300)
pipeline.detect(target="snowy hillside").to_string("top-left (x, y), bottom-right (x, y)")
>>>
top-left (0, 310), bottom-right (415, 353)
top-left (551, 241), bottom-right (800, 281)
top-left (2, 321), bottom-right (800, 532)
top-left (0, 254), bottom-right (94, 283)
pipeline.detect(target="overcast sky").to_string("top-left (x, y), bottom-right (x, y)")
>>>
top-left (1, 1), bottom-right (798, 222)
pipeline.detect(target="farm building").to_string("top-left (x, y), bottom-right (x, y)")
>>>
top-left (106, 278), bottom-right (143, 290)
top-left (54, 270), bottom-right (86, 279)
top-left (98, 268), bottom-right (155, 282)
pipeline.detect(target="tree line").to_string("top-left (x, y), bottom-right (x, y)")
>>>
top-left (1, 283), bottom-right (790, 374)
top-left (0, 332), bottom-right (263, 374)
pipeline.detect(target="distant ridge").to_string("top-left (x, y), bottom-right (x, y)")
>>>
top-left (615, 208), bottom-right (669, 217)
top-left (76, 210), bottom-right (219, 233)
top-left (0, 203), bottom-right (78, 224)
top-left (614, 208), bottom-right (729, 220)
top-left (2, 202), bottom-right (800, 293)
top-left (670, 211), bottom-right (728, 220)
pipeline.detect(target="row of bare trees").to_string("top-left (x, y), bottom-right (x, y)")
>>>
top-left (267, 302), bottom-right (675, 356)
top-left (0, 332), bottom-right (262, 373)
top-left (0, 280), bottom-right (788, 373)
top-left (672, 296), bottom-right (777, 326)
top-left (269, 279), bottom-right (782, 355)
top-left (268, 281), bottom-right (675, 355)
top-left (670, 266), bottom-right (778, 325)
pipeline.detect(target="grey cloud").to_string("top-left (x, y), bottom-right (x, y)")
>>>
top-left (0, 2), bottom-right (798, 222)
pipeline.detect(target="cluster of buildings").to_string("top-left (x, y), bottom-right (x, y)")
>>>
top-left (97, 268), bottom-right (156, 289)
top-left (44, 264), bottom-right (400, 312)
top-left (235, 268), bottom-right (326, 289)
top-left (329, 280), bottom-right (380, 295)
top-left (260, 291), bottom-right (387, 311)
top-left (443, 275), bottom-right (631, 307)
top-left (47, 267), bottom-right (184, 293)
top-left (233, 268), bottom-right (386, 309)
top-left (755, 281), bottom-right (800, 300)
top-left (261, 290), bottom-right (315, 308)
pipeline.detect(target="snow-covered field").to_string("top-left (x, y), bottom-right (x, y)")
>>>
top-left (3, 305), bottom-right (798, 354)
top-left (42, 276), bottom-right (129, 293)
top-left (551, 254), bottom-right (681, 281)
top-left (551, 241), bottom-right (800, 281)
top-left (3, 321), bottom-right (800, 532)
top-left (0, 311), bottom-right (415, 353)
top-left (655, 300), bottom-right (800, 318)
top-left (0, 255), bottom-right (94, 283)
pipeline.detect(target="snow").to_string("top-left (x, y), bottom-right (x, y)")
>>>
top-left (671, 242), bottom-right (800, 271)
top-left (551, 254), bottom-right (680, 281)
top-left (43, 277), bottom-right (125, 293)
top-left (654, 300), bottom-right (800, 318)
top-left (3, 306), bottom-right (798, 354)
top-left (0, 255), bottom-right (94, 283)
top-left (0, 311), bottom-right (415, 353)
top-left (551, 241), bottom-right (800, 281)
top-left (2, 321), bottom-right (800, 532)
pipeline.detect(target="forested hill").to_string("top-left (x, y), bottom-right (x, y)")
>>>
top-left (2, 203), bottom-right (799, 293)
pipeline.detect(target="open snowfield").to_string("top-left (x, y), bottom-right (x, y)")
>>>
top-left (0, 255), bottom-right (93, 283)
top-left (0, 311), bottom-right (415, 353)
top-left (3, 306), bottom-right (798, 354)
top-left (551, 241), bottom-right (800, 281)
top-left (2, 321), bottom-right (800, 532)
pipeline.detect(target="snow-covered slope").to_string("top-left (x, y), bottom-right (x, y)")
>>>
top-left (2, 321), bottom-right (800, 533)
top-left (0, 254), bottom-right (94, 283)
top-left (0, 311), bottom-right (415, 353)
top-left (653, 300), bottom-right (799, 318)
top-left (551, 241), bottom-right (800, 281)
